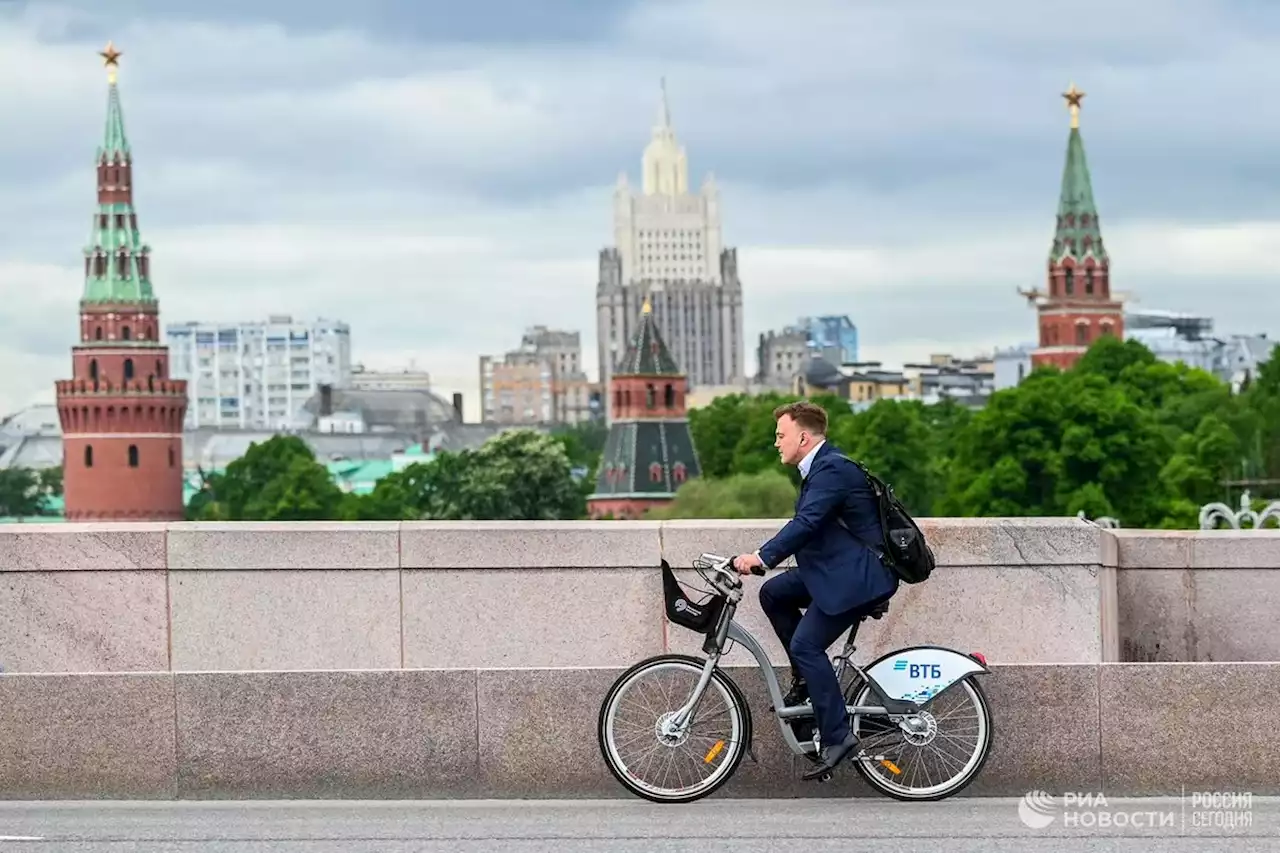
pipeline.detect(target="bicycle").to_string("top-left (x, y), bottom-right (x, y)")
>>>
top-left (597, 553), bottom-right (995, 804)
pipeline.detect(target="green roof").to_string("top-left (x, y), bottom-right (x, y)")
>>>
top-left (590, 420), bottom-right (700, 499)
top-left (1049, 127), bottom-right (1107, 265)
top-left (82, 80), bottom-right (155, 305)
top-left (616, 306), bottom-right (681, 376)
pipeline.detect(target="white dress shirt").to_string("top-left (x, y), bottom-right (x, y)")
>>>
top-left (798, 439), bottom-right (826, 480)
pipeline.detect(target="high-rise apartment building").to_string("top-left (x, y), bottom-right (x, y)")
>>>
top-left (165, 315), bottom-right (351, 429)
top-left (596, 81), bottom-right (744, 416)
top-left (479, 326), bottom-right (598, 425)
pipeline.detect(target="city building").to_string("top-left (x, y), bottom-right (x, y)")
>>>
top-left (1018, 83), bottom-right (1125, 370)
top-left (53, 43), bottom-right (188, 521)
top-left (756, 327), bottom-right (811, 389)
top-left (588, 298), bottom-right (701, 519)
top-left (596, 81), bottom-right (745, 414)
top-left (901, 354), bottom-right (996, 406)
top-left (793, 358), bottom-right (910, 407)
top-left (479, 326), bottom-right (598, 426)
top-left (165, 315), bottom-right (351, 430)
top-left (756, 314), bottom-right (859, 388)
top-left (350, 362), bottom-right (432, 393)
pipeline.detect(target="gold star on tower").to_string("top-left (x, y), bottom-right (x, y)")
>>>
top-left (1062, 81), bottom-right (1085, 129)
top-left (99, 41), bottom-right (122, 84)
top-left (642, 294), bottom-right (652, 314)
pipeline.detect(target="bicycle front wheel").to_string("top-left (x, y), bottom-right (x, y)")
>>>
top-left (597, 654), bottom-right (751, 804)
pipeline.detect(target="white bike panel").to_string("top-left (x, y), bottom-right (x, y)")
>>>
top-left (865, 647), bottom-right (985, 703)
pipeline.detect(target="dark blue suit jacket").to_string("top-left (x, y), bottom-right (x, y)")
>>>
top-left (758, 442), bottom-right (899, 616)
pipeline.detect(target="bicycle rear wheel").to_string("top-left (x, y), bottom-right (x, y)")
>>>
top-left (848, 675), bottom-right (993, 801)
top-left (597, 654), bottom-right (751, 804)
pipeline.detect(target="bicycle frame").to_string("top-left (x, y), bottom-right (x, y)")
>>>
top-left (667, 585), bottom-right (895, 758)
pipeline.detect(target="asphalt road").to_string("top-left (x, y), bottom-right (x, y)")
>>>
top-left (0, 797), bottom-right (1275, 852)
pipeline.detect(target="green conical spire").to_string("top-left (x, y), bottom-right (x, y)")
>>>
top-left (82, 43), bottom-right (155, 305)
top-left (99, 80), bottom-right (130, 160)
top-left (1049, 83), bottom-right (1107, 265)
top-left (616, 296), bottom-right (681, 375)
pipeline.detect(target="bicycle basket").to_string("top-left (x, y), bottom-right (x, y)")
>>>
top-left (660, 560), bottom-right (726, 634)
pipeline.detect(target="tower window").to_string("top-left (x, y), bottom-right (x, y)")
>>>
top-left (89, 359), bottom-right (99, 382)
top-left (1076, 324), bottom-right (1089, 345)
top-left (649, 462), bottom-right (663, 483)
top-left (646, 383), bottom-right (656, 408)
top-left (1086, 270), bottom-right (1095, 295)
top-left (95, 326), bottom-right (103, 341)
top-left (84, 445), bottom-right (93, 467)
top-left (169, 446), bottom-right (175, 468)
top-left (124, 358), bottom-right (134, 381)
top-left (1064, 269), bottom-right (1074, 295)
top-left (155, 359), bottom-right (163, 377)
top-left (128, 445), bottom-right (139, 467)
top-left (663, 383), bottom-right (675, 407)
top-left (121, 326), bottom-right (131, 341)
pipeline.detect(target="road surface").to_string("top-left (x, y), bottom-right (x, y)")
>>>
top-left (0, 797), bottom-right (1274, 851)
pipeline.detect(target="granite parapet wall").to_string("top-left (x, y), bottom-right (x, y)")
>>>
top-left (0, 518), bottom-right (1118, 673)
top-left (1, 663), bottom-right (1276, 800)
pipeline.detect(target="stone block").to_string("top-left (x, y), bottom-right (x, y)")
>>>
top-left (1111, 530), bottom-right (1193, 569)
top-left (1192, 530), bottom-right (1280, 569)
top-left (174, 670), bottom-right (477, 798)
top-left (1118, 569), bottom-right (1191, 662)
top-left (0, 570), bottom-right (168, 672)
top-left (477, 667), bottom-right (621, 797)
top-left (0, 674), bottom-right (176, 798)
top-left (659, 520), bottom-right (797, 570)
top-left (962, 664), bottom-right (1101, 795)
top-left (400, 520), bottom-right (661, 568)
top-left (166, 521), bottom-right (400, 570)
top-left (0, 523), bottom-right (167, 571)
top-left (169, 570), bottom-right (401, 671)
top-left (1100, 663), bottom-right (1280, 795)
top-left (402, 568), bottom-right (662, 667)
top-left (919, 517), bottom-right (1106, 567)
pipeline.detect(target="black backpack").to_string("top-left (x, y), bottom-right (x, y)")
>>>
top-left (833, 453), bottom-right (935, 584)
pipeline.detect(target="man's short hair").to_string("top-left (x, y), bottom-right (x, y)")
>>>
top-left (773, 400), bottom-right (828, 435)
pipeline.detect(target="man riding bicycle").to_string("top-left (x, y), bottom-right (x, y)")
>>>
top-left (732, 401), bottom-right (899, 781)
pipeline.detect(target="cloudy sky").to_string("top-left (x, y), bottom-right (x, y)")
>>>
top-left (2, 0), bottom-right (1278, 420)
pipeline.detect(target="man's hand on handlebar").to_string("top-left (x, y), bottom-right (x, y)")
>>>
top-left (731, 552), bottom-right (765, 576)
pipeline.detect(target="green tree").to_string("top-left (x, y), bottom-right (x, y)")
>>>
top-left (0, 467), bottom-right (43, 517)
top-left (188, 435), bottom-right (344, 520)
top-left (648, 469), bottom-right (798, 519)
top-left (448, 429), bottom-right (585, 520)
top-left (939, 368), bottom-right (1177, 526)
top-left (38, 466), bottom-right (63, 498)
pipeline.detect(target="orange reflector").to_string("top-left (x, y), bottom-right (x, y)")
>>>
top-left (704, 740), bottom-right (725, 763)
top-left (880, 759), bottom-right (902, 775)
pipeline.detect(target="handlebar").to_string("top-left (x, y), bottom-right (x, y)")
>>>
top-left (693, 553), bottom-right (765, 598)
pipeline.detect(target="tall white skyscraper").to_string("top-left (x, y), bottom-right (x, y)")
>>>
top-left (165, 315), bottom-right (352, 430)
top-left (596, 80), bottom-right (744, 415)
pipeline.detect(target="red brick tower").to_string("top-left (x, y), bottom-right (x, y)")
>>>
top-left (587, 296), bottom-right (701, 519)
top-left (1020, 83), bottom-right (1125, 370)
top-left (55, 43), bottom-right (188, 521)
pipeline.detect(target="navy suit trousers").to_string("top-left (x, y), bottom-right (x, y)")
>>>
top-left (759, 570), bottom-right (877, 747)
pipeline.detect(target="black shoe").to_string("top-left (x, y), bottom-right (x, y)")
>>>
top-left (801, 732), bottom-right (860, 781)
top-left (783, 676), bottom-right (808, 707)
